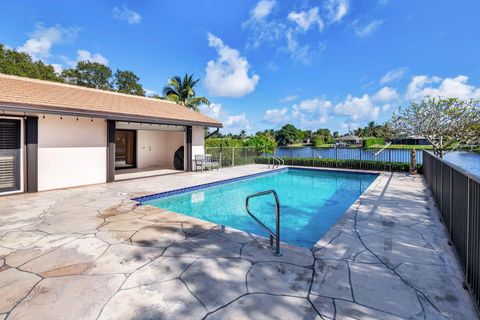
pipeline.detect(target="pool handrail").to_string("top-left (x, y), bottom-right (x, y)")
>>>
top-left (245, 189), bottom-right (281, 256)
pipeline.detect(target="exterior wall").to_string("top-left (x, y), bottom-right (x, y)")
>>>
top-left (191, 126), bottom-right (205, 169)
top-left (37, 115), bottom-right (107, 191)
top-left (137, 130), bottom-right (184, 169)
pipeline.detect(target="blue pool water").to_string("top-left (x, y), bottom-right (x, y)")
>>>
top-left (141, 168), bottom-right (378, 248)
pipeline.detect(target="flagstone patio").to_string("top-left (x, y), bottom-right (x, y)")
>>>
top-left (0, 165), bottom-right (477, 319)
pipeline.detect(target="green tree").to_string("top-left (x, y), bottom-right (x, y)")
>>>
top-left (163, 74), bottom-right (210, 111)
top-left (62, 61), bottom-right (113, 90)
top-left (0, 44), bottom-right (63, 82)
top-left (392, 97), bottom-right (480, 158)
top-left (275, 124), bottom-right (303, 146)
top-left (244, 133), bottom-right (276, 153)
top-left (114, 70), bottom-right (145, 96)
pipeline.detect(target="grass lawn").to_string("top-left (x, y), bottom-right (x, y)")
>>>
top-left (367, 144), bottom-right (434, 150)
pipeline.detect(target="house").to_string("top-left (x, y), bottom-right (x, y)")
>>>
top-left (392, 135), bottom-right (430, 145)
top-left (335, 135), bottom-right (363, 146)
top-left (0, 74), bottom-right (222, 196)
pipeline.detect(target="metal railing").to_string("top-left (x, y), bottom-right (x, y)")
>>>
top-left (423, 151), bottom-right (480, 310)
top-left (268, 155), bottom-right (284, 169)
top-left (205, 147), bottom-right (259, 167)
top-left (245, 190), bottom-right (281, 256)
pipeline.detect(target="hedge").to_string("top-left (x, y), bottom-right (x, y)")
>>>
top-left (205, 138), bottom-right (244, 148)
top-left (255, 156), bottom-right (423, 173)
top-left (363, 137), bottom-right (385, 148)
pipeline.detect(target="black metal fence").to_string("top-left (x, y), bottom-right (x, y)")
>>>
top-left (423, 151), bottom-right (480, 310)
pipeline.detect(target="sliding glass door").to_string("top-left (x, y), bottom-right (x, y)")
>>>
top-left (115, 130), bottom-right (136, 169)
top-left (0, 119), bottom-right (21, 193)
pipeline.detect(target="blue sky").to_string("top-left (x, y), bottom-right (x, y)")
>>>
top-left (0, 0), bottom-right (479, 134)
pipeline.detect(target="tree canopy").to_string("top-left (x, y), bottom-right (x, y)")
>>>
top-left (0, 44), bottom-right (63, 82)
top-left (163, 74), bottom-right (210, 111)
top-left (392, 97), bottom-right (480, 157)
top-left (114, 70), bottom-right (145, 96)
top-left (354, 121), bottom-right (395, 139)
top-left (62, 61), bottom-right (113, 90)
top-left (275, 124), bottom-right (304, 146)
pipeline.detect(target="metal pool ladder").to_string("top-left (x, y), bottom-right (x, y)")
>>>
top-left (268, 156), bottom-right (284, 169)
top-left (245, 190), bottom-right (282, 256)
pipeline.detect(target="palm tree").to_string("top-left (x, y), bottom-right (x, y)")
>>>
top-left (162, 74), bottom-right (210, 111)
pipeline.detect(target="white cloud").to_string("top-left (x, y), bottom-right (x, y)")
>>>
top-left (292, 98), bottom-right (332, 128)
top-left (334, 94), bottom-right (380, 121)
top-left (285, 30), bottom-right (325, 64)
top-left (242, 1), bottom-right (285, 50)
top-left (325, 0), bottom-right (349, 23)
top-left (354, 20), bottom-right (383, 37)
top-left (18, 23), bottom-right (78, 60)
top-left (250, 0), bottom-right (276, 21)
top-left (263, 107), bottom-right (289, 124)
top-left (204, 33), bottom-right (260, 97)
top-left (288, 7), bottom-right (324, 32)
top-left (50, 63), bottom-right (63, 73)
top-left (200, 103), bottom-right (252, 133)
top-left (405, 75), bottom-right (480, 100)
top-left (280, 95), bottom-right (298, 103)
top-left (293, 98), bottom-right (332, 114)
top-left (113, 5), bottom-right (142, 25)
top-left (76, 49), bottom-right (109, 65)
top-left (372, 86), bottom-right (399, 102)
top-left (380, 67), bottom-right (408, 84)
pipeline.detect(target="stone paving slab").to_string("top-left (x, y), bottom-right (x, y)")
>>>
top-left (0, 165), bottom-right (477, 319)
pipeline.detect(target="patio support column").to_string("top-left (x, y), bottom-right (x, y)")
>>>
top-left (107, 120), bottom-right (116, 182)
top-left (25, 116), bottom-right (38, 193)
top-left (186, 126), bottom-right (193, 172)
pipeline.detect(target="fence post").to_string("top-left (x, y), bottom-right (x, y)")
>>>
top-left (335, 147), bottom-right (338, 168)
top-left (465, 177), bottom-right (470, 280)
top-left (449, 166), bottom-right (452, 237)
top-left (359, 148), bottom-right (362, 170)
top-left (389, 149), bottom-right (392, 171)
top-left (232, 148), bottom-right (235, 167)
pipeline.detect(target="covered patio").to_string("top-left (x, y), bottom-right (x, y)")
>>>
top-left (0, 165), bottom-right (477, 319)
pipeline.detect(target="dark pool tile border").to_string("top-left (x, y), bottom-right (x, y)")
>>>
top-left (133, 167), bottom-right (288, 203)
top-left (133, 166), bottom-right (378, 204)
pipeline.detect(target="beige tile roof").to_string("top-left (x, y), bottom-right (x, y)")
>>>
top-left (0, 73), bottom-right (222, 127)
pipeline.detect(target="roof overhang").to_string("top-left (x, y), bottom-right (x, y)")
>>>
top-left (0, 102), bottom-right (223, 128)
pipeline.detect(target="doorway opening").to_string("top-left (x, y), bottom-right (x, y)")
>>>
top-left (115, 130), bottom-right (136, 169)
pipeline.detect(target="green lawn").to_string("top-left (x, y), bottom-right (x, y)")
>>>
top-left (367, 144), bottom-right (434, 150)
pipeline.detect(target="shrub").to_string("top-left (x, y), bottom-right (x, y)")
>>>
top-left (255, 156), bottom-right (423, 173)
top-left (363, 137), bottom-right (385, 147)
top-left (205, 138), bottom-right (244, 148)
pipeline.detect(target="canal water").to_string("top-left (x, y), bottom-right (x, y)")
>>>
top-left (275, 147), bottom-right (480, 178)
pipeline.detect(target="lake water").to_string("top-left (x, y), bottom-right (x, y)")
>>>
top-left (444, 151), bottom-right (480, 180)
top-left (275, 147), bottom-right (423, 164)
top-left (275, 147), bottom-right (480, 179)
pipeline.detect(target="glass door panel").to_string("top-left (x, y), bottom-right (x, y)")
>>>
top-left (115, 130), bottom-right (136, 169)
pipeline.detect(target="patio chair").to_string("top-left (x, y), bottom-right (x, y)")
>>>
top-left (195, 154), bottom-right (220, 172)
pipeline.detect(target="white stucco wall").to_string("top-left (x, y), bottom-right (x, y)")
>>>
top-left (191, 126), bottom-right (205, 169)
top-left (137, 130), bottom-right (184, 169)
top-left (37, 116), bottom-right (107, 191)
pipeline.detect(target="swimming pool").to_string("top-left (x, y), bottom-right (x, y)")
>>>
top-left (138, 168), bottom-right (378, 248)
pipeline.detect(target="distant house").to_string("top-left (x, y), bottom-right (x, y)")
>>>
top-left (336, 135), bottom-right (363, 146)
top-left (0, 74), bottom-right (222, 196)
top-left (392, 135), bottom-right (430, 145)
